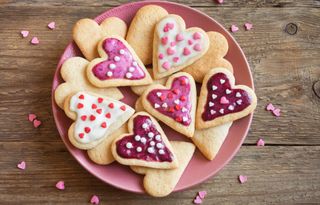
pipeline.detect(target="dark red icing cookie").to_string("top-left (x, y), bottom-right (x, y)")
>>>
top-left (146, 76), bottom-right (192, 125)
top-left (92, 38), bottom-right (145, 80)
top-left (202, 73), bottom-right (252, 121)
top-left (116, 115), bottom-right (173, 162)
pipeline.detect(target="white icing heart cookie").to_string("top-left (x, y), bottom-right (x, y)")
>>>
top-left (153, 14), bottom-right (210, 79)
top-left (64, 91), bottom-right (135, 150)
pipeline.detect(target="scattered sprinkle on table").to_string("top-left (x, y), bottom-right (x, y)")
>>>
top-left (48, 21), bottom-right (56, 30)
top-left (55, 181), bottom-right (65, 190)
top-left (244, 23), bottom-right (253, 30)
top-left (238, 175), bottom-right (248, 184)
top-left (17, 161), bottom-right (26, 170)
top-left (30, 37), bottom-right (39, 45)
top-left (20, 30), bottom-right (29, 38)
top-left (230, 25), bottom-right (239, 33)
top-left (257, 138), bottom-right (265, 146)
top-left (90, 195), bottom-right (100, 204)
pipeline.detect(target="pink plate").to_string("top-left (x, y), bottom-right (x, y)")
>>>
top-left (51, 1), bottom-right (254, 193)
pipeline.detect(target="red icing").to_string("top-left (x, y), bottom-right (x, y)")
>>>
top-left (92, 38), bottom-right (146, 80)
top-left (116, 115), bottom-right (173, 162)
top-left (202, 73), bottom-right (252, 121)
top-left (147, 76), bottom-right (192, 126)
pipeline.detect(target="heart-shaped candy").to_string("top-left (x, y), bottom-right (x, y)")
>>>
top-left (17, 161), bottom-right (26, 170)
top-left (20, 30), bottom-right (29, 38)
top-left (86, 36), bottom-right (152, 87)
top-left (47, 21), bottom-right (55, 30)
top-left (196, 68), bottom-right (257, 129)
top-left (28, 113), bottom-right (37, 122)
top-left (142, 72), bottom-right (197, 138)
top-left (238, 175), bottom-right (248, 184)
top-left (198, 191), bottom-right (207, 199)
top-left (112, 112), bottom-right (178, 169)
top-left (193, 196), bottom-right (203, 204)
top-left (153, 14), bottom-right (209, 79)
top-left (55, 180), bottom-right (65, 190)
top-left (30, 37), bottom-right (39, 45)
top-left (90, 195), bottom-right (100, 204)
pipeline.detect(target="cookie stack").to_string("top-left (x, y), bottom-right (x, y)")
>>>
top-left (54, 5), bottom-right (257, 197)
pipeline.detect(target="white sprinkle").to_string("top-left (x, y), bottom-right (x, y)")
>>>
top-left (182, 116), bottom-right (188, 122)
top-left (140, 137), bottom-right (147, 144)
top-left (219, 109), bottom-right (224, 114)
top-left (159, 149), bottom-right (165, 155)
top-left (114, 56), bottom-right (120, 61)
top-left (107, 71), bottom-right (113, 77)
top-left (212, 94), bottom-right (217, 99)
top-left (136, 147), bottom-right (142, 152)
top-left (156, 92), bottom-right (162, 97)
top-left (220, 79), bottom-right (225, 84)
top-left (109, 64), bottom-right (116, 69)
top-left (147, 147), bottom-right (155, 153)
top-left (236, 92), bottom-right (242, 98)
top-left (228, 105), bottom-right (234, 111)
top-left (210, 110), bottom-right (216, 115)
top-left (162, 103), bottom-right (168, 108)
top-left (148, 132), bottom-right (154, 138)
top-left (126, 72), bottom-right (132, 79)
top-left (237, 99), bottom-right (242, 105)
top-left (150, 141), bottom-right (155, 146)
top-left (155, 135), bottom-right (161, 141)
top-left (212, 85), bottom-right (217, 90)
top-left (142, 123), bottom-right (148, 129)
top-left (119, 49), bottom-right (125, 55)
top-left (128, 67), bottom-right (135, 72)
top-left (134, 135), bottom-right (141, 141)
top-left (226, 89), bottom-right (232, 94)
top-left (154, 103), bottom-right (160, 109)
top-left (156, 143), bottom-right (163, 149)
top-left (174, 99), bottom-right (180, 105)
top-left (209, 102), bottom-right (214, 107)
top-left (182, 107), bottom-right (188, 113)
top-left (126, 142), bottom-right (133, 149)
top-left (132, 61), bottom-right (138, 67)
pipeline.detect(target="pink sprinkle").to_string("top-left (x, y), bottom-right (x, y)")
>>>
top-left (193, 43), bottom-right (202, 51)
top-left (173, 57), bottom-right (179, 63)
top-left (28, 113), bottom-right (37, 122)
top-left (216, 0), bottom-right (224, 3)
top-left (183, 47), bottom-right (191, 56)
top-left (158, 53), bottom-right (164, 59)
top-left (193, 196), bottom-right (202, 204)
top-left (238, 175), bottom-right (247, 184)
top-left (170, 41), bottom-right (176, 47)
top-left (162, 61), bottom-right (170, 70)
top-left (272, 108), bottom-right (281, 117)
top-left (198, 191), bottom-right (207, 199)
top-left (167, 47), bottom-right (175, 55)
top-left (33, 119), bottom-right (41, 128)
top-left (20, 30), bottom-right (29, 38)
top-left (30, 37), bottom-right (39, 45)
top-left (193, 32), bottom-right (202, 40)
top-left (163, 23), bottom-right (174, 32)
top-left (176, 33), bottom-right (184, 41)
top-left (244, 23), bottom-right (253, 31)
top-left (17, 161), bottom-right (26, 170)
top-left (188, 39), bottom-right (193, 45)
top-left (220, 96), bottom-right (229, 104)
top-left (55, 181), bottom-right (65, 190)
top-left (257, 138), bottom-right (265, 146)
top-left (266, 103), bottom-right (275, 111)
top-left (230, 25), bottom-right (239, 33)
top-left (161, 37), bottom-right (168, 45)
top-left (90, 195), bottom-right (100, 204)
top-left (167, 23), bottom-right (174, 29)
top-left (47, 21), bottom-right (55, 30)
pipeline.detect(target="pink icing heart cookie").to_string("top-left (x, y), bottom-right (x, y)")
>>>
top-left (196, 68), bottom-right (257, 129)
top-left (64, 91), bottom-right (135, 150)
top-left (153, 14), bottom-right (210, 79)
top-left (111, 112), bottom-right (178, 169)
top-left (86, 36), bottom-right (153, 87)
top-left (142, 72), bottom-right (197, 138)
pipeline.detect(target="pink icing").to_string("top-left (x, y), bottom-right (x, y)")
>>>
top-left (116, 115), bottom-right (174, 162)
top-left (147, 76), bottom-right (192, 126)
top-left (202, 73), bottom-right (252, 121)
top-left (92, 38), bottom-right (145, 80)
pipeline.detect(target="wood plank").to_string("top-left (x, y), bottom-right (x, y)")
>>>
top-left (0, 142), bottom-right (319, 204)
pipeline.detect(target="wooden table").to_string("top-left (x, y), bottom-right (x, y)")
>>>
top-left (1, 0), bottom-right (319, 204)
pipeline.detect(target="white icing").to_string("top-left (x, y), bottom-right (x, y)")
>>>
top-left (156, 92), bottom-right (162, 97)
top-left (182, 107), bottom-right (187, 113)
top-left (182, 116), bottom-right (188, 122)
top-left (174, 99), bottom-right (180, 104)
top-left (69, 92), bottom-right (131, 144)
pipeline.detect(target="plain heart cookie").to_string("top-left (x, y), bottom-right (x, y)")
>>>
top-left (153, 14), bottom-right (209, 79)
top-left (73, 17), bottom-right (127, 60)
top-left (196, 68), bottom-right (257, 129)
top-left (111, 112), bottom-right (178, 169)
top-left (64, 91), bottom-right (134, 150)
top-left (54, 57), bottom-right (123, 109)
top-left (141, 72), bottom-right (197, 138)
top-left (126, 5), bottom-right (168, 65)
top-left (86, 35), bottom-right (153, 87)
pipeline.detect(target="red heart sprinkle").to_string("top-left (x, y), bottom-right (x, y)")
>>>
top-left (90, 115), bottom-right (96, 121)
top-left (84, 127), bottom-right (91, 133)
top-left (97, 98), bottom-right (103, 103)
top-left (175, 116), bottom-right (182, 122)
top-left (160, 95), bottom-right (166, 101)
top-left (79, 133), bottom-right (84, 138)
top-left (167, 93), bottom-right (173, 99)
top-left (180, 79), bottom-right (186, 85)
top-left (105, 113), bottom-right (111, 118)
top-left (96, 109), bottom-right (102, 114)
top-left (173, 89), bottom-right (180, 94)
top-left (180, 96), bottom-right (186, 101)
top-left (175, 105), bottom-right (181, 110)
top-left (81, 115), bottom-right (87, 121)
top-left (28, 113), bottom-right (37, 122)
top-left (91, 104), bottom-right (97, 109)
top-left (168, 107), bottom-right (175, 113)
top-left (101, 122), bottom-right (107, 128)
top-left (120, 105), bottom-right (126, 111)
top-left (77, 103), bottom-right (84, 109)
top-left (33, 119), bottom-right (41, 128)
top-left (79, 94), bottom-right (84, 99)
top-left (108, 103), bottom-right (114, 108)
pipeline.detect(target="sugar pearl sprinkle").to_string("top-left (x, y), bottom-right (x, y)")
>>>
top-left (136, 147), bottom-right (142, 152)
top-left (140, 137), bottom-right (147, 144)
top-left (150, 141), bottom-right (155, 146)
top-left (119, 49), bottom-right (125, 55)
top-left (156, 143), bottom-right (163, 149)
top-left (126, 142), bottom-right (133, 149)
top-left (147, 147), bottom-right (155, 153)
top-left (148, 132), bottom-right (154, 138)
top-left (159, 149), bottom-right (165, 155)
top-left (107, 71), bottom-right (113, 77)
top-left (132, 61), bottom-right (138, 67)
top-left (155, 135), bottom-right (161, 141)
top-left (109, 64), bottom-right (116, 69)
top-left (128, 67), bottom-right (135, 72)
top-left (114, 56), bottom-right (120, 62)
top-left (126, 72), bottom-right (132, 79)
top-left (142, 123), bottom-right (148, 129)
top-left (134, 135), bottom-right (141, 141)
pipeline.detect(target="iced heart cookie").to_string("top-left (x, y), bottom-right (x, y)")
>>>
top-left (183, 31), bottom-right (233, 82)
top-left (153, 14), bottom-right (209, 79)
top-left (87, 124), bottom-right (128, 165)
top-left (54, 57), bottom-right (123, 109)
top-left (64, 91), bottom-right (134, 150)
top-left (131, 141), bottom-right (195, 197)
top-left (73, 17), bottom-right (127, 60)
top-left (192, 122), bottom-right (232, 160)
top-left (131, 68), bottom-right (168, 96)
top-left (141, 72), bottom-right (197, 138)
top-left (111, 112), bottom-right (178, 169)
top-left (196, 68), bottom-right (257, 129)
top-left (126, 5), bottom-right (168, 65)
top-left (86, 36), bottom-right (153, 87)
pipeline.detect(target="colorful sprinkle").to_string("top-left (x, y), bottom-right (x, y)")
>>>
top-left (30, 37), bottom-right (39, 45)
top-left (33, 119), bottom-right (41, 128)
top-left (90, 195), bottom-right (100, 204)
top-left (17, 161), bottom-right (26, 170)
top-left (47, 21), bottom-right (56, 30)
top-left (28, 113), bottom-right (37, 122)
top-left (20, 30), bottom-right (29, 38)
top-left (238, 175), bottom-right (248, 184)
top-left (55, 180), bottom-right (65, 190)
top-left (257, 138), bottom-right (265, 146)
top-left (230, 25), bottom-right (239, 33)
top-left (244, 23), bottom-right (253, 31)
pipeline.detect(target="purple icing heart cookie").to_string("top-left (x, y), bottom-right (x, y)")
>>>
top-left (111, 112), bottom-right (178, 169)
top-left (142, 72), bottom-right (197, 138)
top-left (86, 36), bottom-right (152, 87)
top-left (196, 68), bottom-right (257, 129)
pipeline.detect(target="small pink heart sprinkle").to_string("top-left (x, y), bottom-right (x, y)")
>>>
top-left (244, 23), bottom-right (253, 31)
top-left (257, 138), bottom-right (265, 146)
top-left (20, 30), bottom-right (29, 38)
top-left (90, 195), bottom-right (100, 204)
top-left (198, 191), bottom-right (207, 199)
top-left (230, 25), bottom-right (239, 33)
top-left (55, 181), bottom-right (65, 190)
top-left (48, 21), bottom-right (55, 30)
top-left (17, 161), bottom-right (26, 170)
top-left (272, 108), bottom-right (281, 117)
top-left (217, 0), bottom-right (224, 3)
top-left (162, 61), bottom-right (170, 70)
top-left (28, 113), bottom-right (37, 122)
top-left (30, 37), bottom-right (39, 45)
top-left (238, 175), bottom-right (248, 184)
top-left (220, 96), bottom-right (229, 104)
top-left (266, 103), bottom-right (275, 111)
top-left (193, 196), bottom-right (203, 204)
top-left (33, 119), bottom-right (41, 128)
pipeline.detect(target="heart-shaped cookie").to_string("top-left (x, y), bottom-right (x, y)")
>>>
top-left (142, 72), bottom-right (197, 137)
top-left (64, 91), bottom-right (134, 150)
top-left (73, 17), bottom-right (127, 60)
top-left (86, 36), bottom-right (153, 87)
top-left (111, 112), bottom-right (178, 169)
top-left (153, 14), bottom-right (209, 79)
top-left (196, 68), bottom-right (257, 129)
